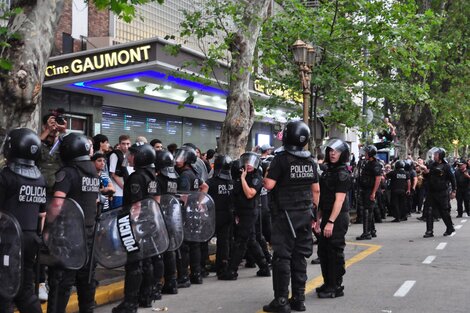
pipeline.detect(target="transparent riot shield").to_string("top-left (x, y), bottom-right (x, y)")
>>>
top-left (180, 192), bottom-right (215, 242)
top-left (160, 195), bottom-right (183, 251)
top-left (94, 198), bottom-right (169, 269)
top-left (0, 212), bottom-right (22, 299)
top-left (40, 197), bottom-right (87, 270)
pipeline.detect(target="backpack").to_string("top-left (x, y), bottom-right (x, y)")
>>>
top-left (107, 150), bottom-right (129, 179)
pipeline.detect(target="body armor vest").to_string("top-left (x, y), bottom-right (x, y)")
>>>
top-left (1, 167), bottom-right (46, 231)
top-left (273, 154), bottom-right (315, 212)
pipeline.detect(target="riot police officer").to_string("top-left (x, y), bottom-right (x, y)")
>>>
top-left (0, 128), bottom-right (46, 313)
top-left (423, 148), bottom-right (456, 237)
top-left (47, 133), bottom-right (100, 313)
top-left (153, 150), bottom-right (180, 296)
top-left (113, 143), bottom-right (159, 313)
top-left (262, 121), bottom-right (320, 312)
top-left (356, 145), bottom-right (382, 240)
top-left (386, 161), bottom-right (410, 222)
top-left (404, 159), bottom-right (417, 217)
top-left (207, 154), bottom-right (234, 277)
top-left (455, 158), bottom-right (470, 217)
top-left (219, 151), bottom-right (271, 281)
top-left (315, 138), bottom-right (351, 299)
top-left (174, 146), bottom-right (208, 287)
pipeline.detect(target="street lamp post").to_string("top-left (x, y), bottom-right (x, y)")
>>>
top-left (292, 39), bottom-right (317, 149)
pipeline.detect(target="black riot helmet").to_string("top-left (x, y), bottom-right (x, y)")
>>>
top-left (155, 150), bottom-right (174, 170)
top-left (59, 133), bottom-right (91, 162)
top-left (174, 146), bottom-right (197, 165)
top-left (129, 143), bottom-right (156, 168)
top-left (435, 148), bottom-right (446, 161)
top-left (231, 159), bottom-right (241, 180)
top-left (260, 155), bottom-right (274, 175)
top-left (239, 151), bottom-right (260, 171)
top-left (3, 128), bottom-right (41, 165)
top-left (282, 120), bottom-right (311, 157)
top-left (364, 145), bottom-right (377, 158)
top-left (324, 138), bottom-right (350, 164)
top-left (395, 160), bottom-right (405, 169)
top-left (404, 159), bottom-right (413, 171)
top-left (214, 154), bottom-right (232, 180)
top-left (155, 150), bottom-right (178, 179)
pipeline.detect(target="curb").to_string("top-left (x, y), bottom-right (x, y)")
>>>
top-left (16, 281), bottom-right (124, 313)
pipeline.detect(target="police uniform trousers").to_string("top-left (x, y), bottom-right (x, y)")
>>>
top-left (177, 240), bottom-right (202, 281)
top-left (456, 189), bottom-right (470, 216)
top-left (318, 212), bottom-right (349, 289)
top-left (215, 210), bottom-right (233, 275)
top-left (390, 191), bottom-right (407, 220)
top-left (163, 251), bottom-right (177, 283)
top-left (47, 227), bottom-right (97, 313)
top-left (228, 209), bottom-right (267, 272)
top-left (138, 255), bottom-right (162, 304)
top-left (0, 232), bottom-right (42, 313)
top-left (425, 190), bottom-right (454, 233)
top-left (271, 209), bottom-right (313, 300)
top-left (360, 189), bottom-right (376, 235)
top-left (260, 195), bottom-right (272, 243)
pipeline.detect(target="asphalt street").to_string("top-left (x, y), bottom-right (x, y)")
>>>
top-left (95, 202), bottom-right (470, 313)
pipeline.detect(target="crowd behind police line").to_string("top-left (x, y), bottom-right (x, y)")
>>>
top-left (0, 112), bottom-right (469, 313)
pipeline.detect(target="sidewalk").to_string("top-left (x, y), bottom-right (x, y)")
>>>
top-left (33, 266), bottom-right (125, 313)
top-left (35, 245), bottom-right (217, 313)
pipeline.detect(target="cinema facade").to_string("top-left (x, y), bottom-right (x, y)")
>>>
top-left (42, 37), bottom-right (286, 151)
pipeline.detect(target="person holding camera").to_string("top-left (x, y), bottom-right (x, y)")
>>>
top-left (38, 109), bottom-right (67, 194)
top-left (36, 109), bottom-right (67, 302)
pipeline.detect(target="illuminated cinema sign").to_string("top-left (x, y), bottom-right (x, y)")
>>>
top-left (45, 44), bottom-right (156, 80)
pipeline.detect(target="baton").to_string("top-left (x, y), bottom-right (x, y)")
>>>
top-left (284, 210), bottom-right (296, 239)
top-left (88, 199), bottom-right (103, 284)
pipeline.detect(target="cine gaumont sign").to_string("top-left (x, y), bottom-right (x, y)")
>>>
top-left (45, 44), bottom-right (156, 80)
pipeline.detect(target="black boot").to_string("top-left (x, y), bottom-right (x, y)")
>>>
top-left (356, 233), bottom-right (372, 240)
top-left (161, 279), bottom-right (178, 295)
top-left (357, 209), bottom-right (371, 240)
top-left (289, 295), bottom-right (306, 312)
top-left (218, 270), bottom-right (238, 280)
top-left (423, 231), bottom-right (434, 238)
top-left (190, 272), bottom-right (203, 284)
top-left (153, 283), bottom-right (162, 301)
top-left (112, 301), bottom-right (138, 313)
top-left (263, 297), bottom-right (291, 313)
top-left (177, 276), bottom-right (191, 288)
top-left (256, 263), bottom-right (271, 277)
top-left (317, 286), bottom-right (345, 298)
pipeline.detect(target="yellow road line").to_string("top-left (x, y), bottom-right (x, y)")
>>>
top-left (258, 241), bottom-right (382, 313)
top-left (17, 281), bottom-right (124, 313)
top-left (20, 243), bottom-right (380, 313)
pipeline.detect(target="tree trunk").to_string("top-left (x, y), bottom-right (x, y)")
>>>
top-left (218, 0), bottom-right (271, 159)
top-left (396, 103), bottom-right (433, 158)
top-left (0, 0), bottom-right (65, 145)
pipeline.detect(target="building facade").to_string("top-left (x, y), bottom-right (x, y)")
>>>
top-left (45, 0), bottom-right (279, 151)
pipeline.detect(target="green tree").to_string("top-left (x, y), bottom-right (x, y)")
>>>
top-left (0, 0), bottom-right (163, 148)
top-left (177, 0), bottom-right (272, 158)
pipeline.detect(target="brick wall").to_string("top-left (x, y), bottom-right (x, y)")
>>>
top-left (52, 0), bottom-right (110, 56)
top-left (88, 1), bottom-right (110, 38)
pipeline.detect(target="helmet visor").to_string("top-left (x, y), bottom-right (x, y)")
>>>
top-left (240, 153), bottom-right (260, 169)
top-left (326, 139), bottom-right (348, 153)
top-left (174, 149), bottom-right (189, 163)
top-left (426, 147), bottom-right (439, 161)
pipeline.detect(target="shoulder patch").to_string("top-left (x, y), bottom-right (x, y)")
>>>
top-left (338, 170), bottom-right (349, 182)
top-left (55, 170), bottom-right (66, 183)
top-left (131, 183), bottom-right (141, 194)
